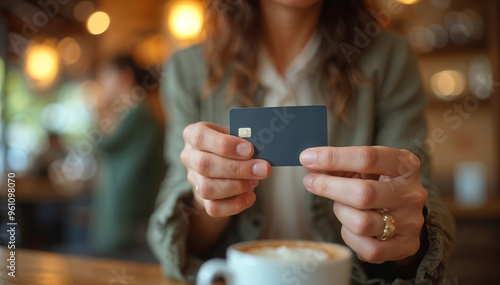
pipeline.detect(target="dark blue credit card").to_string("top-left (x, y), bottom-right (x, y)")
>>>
top-left (229, 105), bottom-right (328, 166)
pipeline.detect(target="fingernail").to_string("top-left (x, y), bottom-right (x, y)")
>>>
top-left (303, 174), bottom-right (314, 189)
top-left (252, 161), bottom-right (268, 178)
top-left (236, 143), bottom-right (252, 158)
top-left (245, 192), bottom-right (255, 205)
top-left (300, 150), bottom-right (317, 166)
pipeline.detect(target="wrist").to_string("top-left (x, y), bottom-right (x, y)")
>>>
top-left (187, 196), bottom-right (231, 254)
top-left (389, 215), bottom-right (429, 278)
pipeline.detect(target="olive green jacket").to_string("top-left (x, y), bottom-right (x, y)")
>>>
top-left (147, 30), bottom-right (455, 284)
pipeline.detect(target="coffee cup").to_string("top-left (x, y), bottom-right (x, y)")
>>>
top-left (196, 240), bottom-right (352, 285)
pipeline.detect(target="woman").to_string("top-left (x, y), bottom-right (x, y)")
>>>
top-left (148, 0), bottom-right (455, 283)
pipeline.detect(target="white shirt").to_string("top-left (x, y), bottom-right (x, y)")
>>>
top-left (258, 34), bottom-right (321, 240)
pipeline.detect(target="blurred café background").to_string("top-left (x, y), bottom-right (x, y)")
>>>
top-left (0, 0), bottom-right (498, 283)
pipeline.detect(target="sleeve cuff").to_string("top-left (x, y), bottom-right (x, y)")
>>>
top-left (147, 190), bottom-right (203, 282)
top-left (413, 202), bottom-right (454, 284)
top-left (350, 203), bottom-right (455, 285)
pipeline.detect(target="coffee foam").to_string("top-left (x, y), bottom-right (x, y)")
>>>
top-left (239, 241), bottom-right (340, 261)
top-left (247, 246), bottom-right (329, 261)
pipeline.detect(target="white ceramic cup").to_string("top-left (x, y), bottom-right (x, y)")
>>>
top-left (196, 240), bottom-right (352, 285)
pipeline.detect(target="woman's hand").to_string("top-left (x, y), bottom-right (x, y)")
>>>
top-left (181, 122), bottom-right (272, 218)
top-left (300, 146), bottom-right (428, 264)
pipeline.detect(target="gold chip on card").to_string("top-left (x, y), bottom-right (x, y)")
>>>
top-left (238, 127), bottom-right (252, 138)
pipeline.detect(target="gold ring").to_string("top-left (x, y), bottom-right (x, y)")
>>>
top-left (376, 210), bottom-right (395, 241)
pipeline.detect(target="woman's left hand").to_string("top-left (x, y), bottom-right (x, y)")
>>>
top-left (300, 146), bottom-right (428, 264)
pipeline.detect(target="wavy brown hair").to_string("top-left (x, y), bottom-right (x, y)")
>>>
top-left (203, 0), bottom-right (374, 120)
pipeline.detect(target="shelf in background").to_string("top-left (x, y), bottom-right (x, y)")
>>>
top-left (425, 98), bottom-right (492, 109)
top-left (443, 198), bottom-right (500, 220)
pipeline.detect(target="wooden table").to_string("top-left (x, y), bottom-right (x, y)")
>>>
top-left (0, 247), bottom-right (192, 285)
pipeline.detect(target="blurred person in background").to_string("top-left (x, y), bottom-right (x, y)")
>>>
top-left (148, 0), bottom-right (455, 284)
top-left (90, 55), bottom-right (166, 260)
top-left (32, 132), bottom-right (67, 178)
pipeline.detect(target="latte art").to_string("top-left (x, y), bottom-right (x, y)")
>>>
top-left (198, 240), bottom-right (352, 285)
top-left (248, 246), bottom-right (330, 261)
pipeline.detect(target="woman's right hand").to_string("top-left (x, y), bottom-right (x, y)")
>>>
top-left (181, 122), bottom-right (271, 218)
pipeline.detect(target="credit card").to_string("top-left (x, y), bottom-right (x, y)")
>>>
top-left (229, 105), bottom-right (328, 166)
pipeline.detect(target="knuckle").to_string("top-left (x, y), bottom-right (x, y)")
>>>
top-left (340, 225), bottom-right (349, 241)
top-left (354, 213), bottom-right (371, 235)
top-left (414, 192), bottom-right (428, 207)
top-left (407, 187), bottom-right (428, 208)
top-left (226, 162), bottom-right (244, 177)
top-left (232, 200), bottom-right (247, 214)
top-left (418, 214), bottom-right (425, 228)
top-left (407, 150), bottom-right (421, 169)
top-left (198, 181), bottom-right (215, 199)
top-left (362, 246), bottom-right (384, 264)
top-left (218, 138), bottom-right (232, 156)
top-left (238, 180), bottom-right (251, 192)
top-left (355, 181), bottom-right (375, 208)
top-left (323, 149), bottom-right (338, 166)
top-left (217, 178), bottom-right (233, 190)
top-left (204, 202), bottom-right (220, 217)
top-left (409, 214), bottom-right (425, 231)
top-left (332, 202), bottom-right (340, 216)
top-left (357, 147), bottom-right (378, 171)
top-left (400, 149), bottom-right (412, 158)
top-left (180, 147), bottom-right (189, 165)
top-left (401, 150), bottom-right (421, 174)
top-left (191, 123), bottom-right (205, 148)
top-left (247, 179), bottom-right (259, 190)
top-left (196, 154), bottom-right (211, 175)
top-left (418, 189), bottom-right (429, 205)
top-left (313, 176), bottom-right (329, 196)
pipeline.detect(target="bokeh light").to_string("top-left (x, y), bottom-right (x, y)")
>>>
top-left (87, 11), bottom-right (110, 35)
top-left (396, 0), bottom-right (421, 4)
top-left (79, 80), bottom-right (101, 106)
top-left (133, 34), bottom-right (169, 67)
top-left (408, 26), bottom-right (433, 52)
top-left (426, 24), bottom-right (448, 48)
top-left (463, 10), bottom-right (484, 40)
top-left (469, 55), bottom-right (493, 99)
top-left (54, 83), bottom-right (94, 135)
top-left (444, 11), bottom-right (476, 45)
top-left (430, 70), bottom-right (466, 100)
top-left (6, 122), bottom-right (39, 153)
top-left (24, 40), bottom-right (60, 90)
top-left (57, 37), bottom-right (82, 65)
top-left (7, 148), bottom-right (33, 173)
top-left (41, 103), bottom-right (68, 132)
top-left (449, 24), bottom-right (469, 45)
top-left (168, 1), bottom-right (203, 40)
